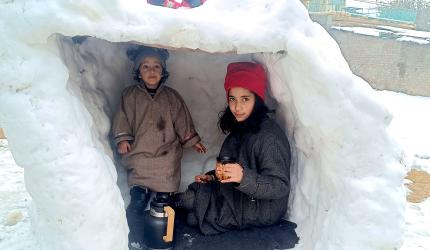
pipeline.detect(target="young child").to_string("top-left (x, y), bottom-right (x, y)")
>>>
top-left (175, 62), bottom-right (291, 235)
top-left (112, 46), bottom-right (206, 216)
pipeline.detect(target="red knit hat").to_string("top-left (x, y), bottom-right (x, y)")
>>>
top-left (224, 62), bottom-right (267, 101)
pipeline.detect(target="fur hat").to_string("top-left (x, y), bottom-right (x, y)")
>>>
top-left (127, 46), bottom-right (169, 72)
top-left (224, 62), bottom-right (267, 101)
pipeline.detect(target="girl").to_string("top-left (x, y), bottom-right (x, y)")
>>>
top-left (175, 62), bottom-right (291, 235)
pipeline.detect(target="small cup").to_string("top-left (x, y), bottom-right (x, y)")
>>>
top-left (216, 156), bottom-right (236, 180)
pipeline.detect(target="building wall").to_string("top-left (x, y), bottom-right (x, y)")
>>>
top-left (329, 29), bottom-right (430, 96)
top-left (307, 0), bottom-right (346, 12)
top-left (416, 8), bottom-right (430, 32)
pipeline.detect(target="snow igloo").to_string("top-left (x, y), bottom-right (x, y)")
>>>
top-left (0, 1), bottom-right (406, 249)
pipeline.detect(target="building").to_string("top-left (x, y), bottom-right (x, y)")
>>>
top-left (302, 0), bottom-right (346, 12)
top-left (416, 8), bottom-right (430, 31)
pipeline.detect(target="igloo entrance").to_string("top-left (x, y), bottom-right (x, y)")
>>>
top-left (54, 34), bottom-right (289, 196)
top-left (54, 34), bottom-right (298, 249)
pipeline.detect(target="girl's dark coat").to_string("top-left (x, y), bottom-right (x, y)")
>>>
top-left (188, 118), bottom-right (291, 235)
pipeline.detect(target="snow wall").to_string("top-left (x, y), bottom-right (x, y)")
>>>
top-left (0, 0), bottom-right (406, 249)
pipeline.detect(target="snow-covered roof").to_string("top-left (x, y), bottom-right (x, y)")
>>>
top-left (331, 25), bottom-right (430, 45)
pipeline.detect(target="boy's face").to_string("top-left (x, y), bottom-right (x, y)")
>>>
top-left (139, 56), bottom-right (163, 88)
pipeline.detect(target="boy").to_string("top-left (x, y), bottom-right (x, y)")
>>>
top-left (113, 47), bottom-right (206, 214)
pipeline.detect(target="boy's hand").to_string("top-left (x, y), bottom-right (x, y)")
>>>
top-left (193, 142), bottom-right (207, 153)
top-left (118, 141), bottom-right (131, 155)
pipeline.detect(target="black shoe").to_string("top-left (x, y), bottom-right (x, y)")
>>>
top-left (155, 192), bottom-right (173, 204)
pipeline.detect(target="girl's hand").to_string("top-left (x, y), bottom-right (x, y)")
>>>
top-left (215, 161), bottom-right (223, 180)
top-left (118, 141), bottom-right (131, 155)
top-left (194, 174), bottom-right (214, 183)
top-left (193, 142), bottom-right (207, 153)
top-left (220, 163), bottom-right (243, 183)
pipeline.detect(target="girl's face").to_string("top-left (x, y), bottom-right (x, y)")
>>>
top-left (139, 56), bottom-right (163, 88)
top-left (228, 87), bottom-right (255, 122)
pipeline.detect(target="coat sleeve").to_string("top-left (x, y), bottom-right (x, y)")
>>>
top-left (112, 90), bottom-right (135, 145)
top-left (171, 92), bottom-right (201, 148)
top-left (236, 134), bottom-right (291, 200)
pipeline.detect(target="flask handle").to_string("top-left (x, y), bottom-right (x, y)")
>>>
top-left (163, 206), bottom-right (175, 242)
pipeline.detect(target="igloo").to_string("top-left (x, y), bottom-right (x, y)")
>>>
top-left (0, 1), bottom-right (405, 249)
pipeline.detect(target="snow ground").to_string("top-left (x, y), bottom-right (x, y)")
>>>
top-left (0, 89), bottom-right (429, 249)
top-left (0, 140), bottom-right (38, 249)
top-left (378, 91), bottom-right (430, 250)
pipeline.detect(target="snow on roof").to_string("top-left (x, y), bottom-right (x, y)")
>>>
top-left (332, 25), bottom-right (430, 44)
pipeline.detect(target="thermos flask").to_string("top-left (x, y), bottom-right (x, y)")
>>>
top-left (142, 195), bottom-right (175, 250)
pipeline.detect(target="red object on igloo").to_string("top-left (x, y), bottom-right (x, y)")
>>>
top-left (147, 0), bottom-right (206, 9)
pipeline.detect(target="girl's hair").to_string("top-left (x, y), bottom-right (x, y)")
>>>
top-left (133, 68), bottom-right (170, 85)
top-left (218, 94), bottom-right (270, 134)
